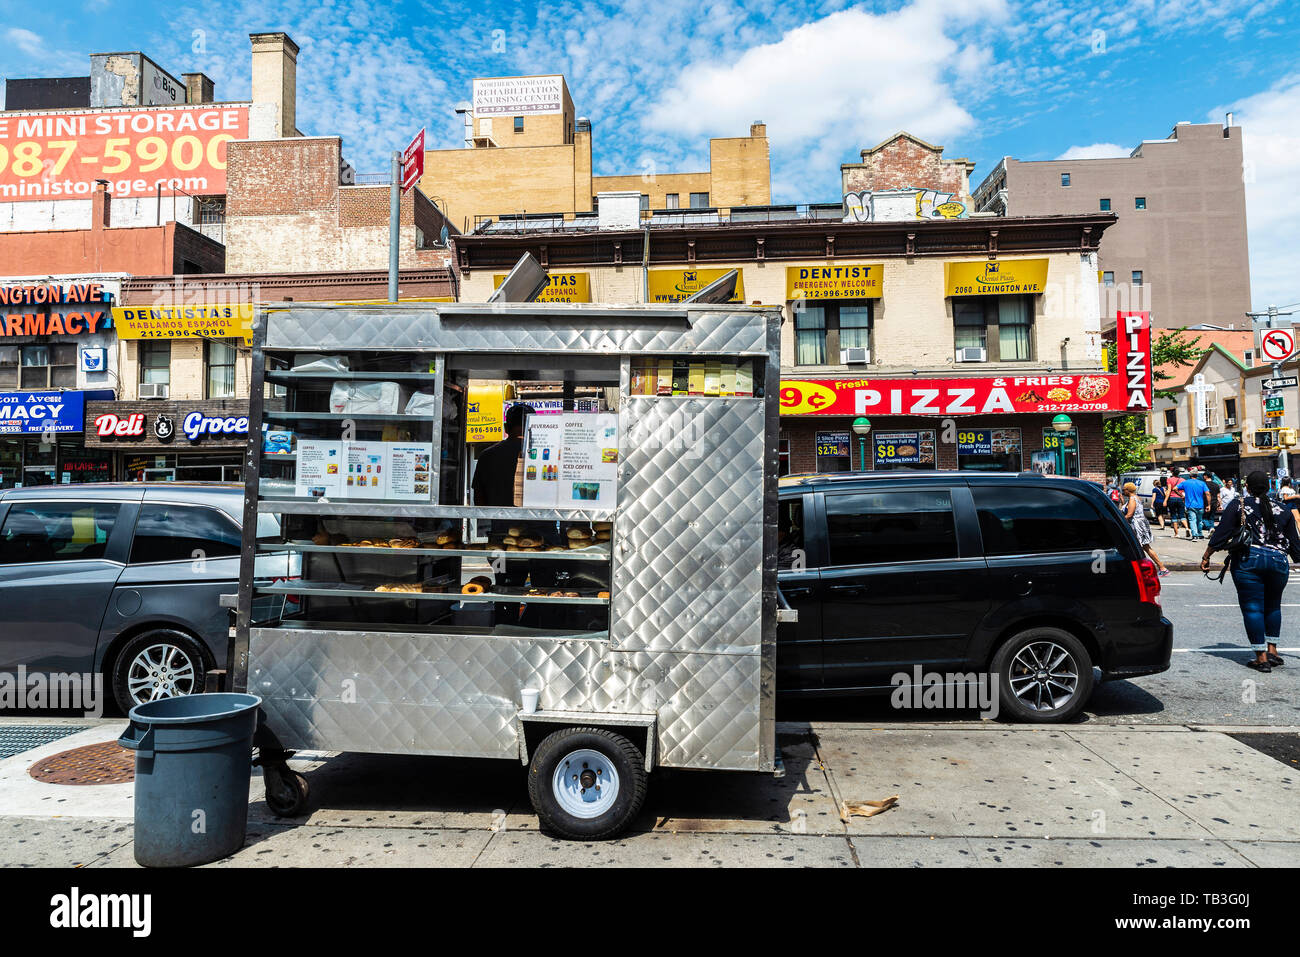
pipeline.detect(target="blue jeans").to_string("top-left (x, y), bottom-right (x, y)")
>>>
top-left (1187, 507), bottom-right (1205, 537)
top-left (1230, 545), bottom-right (1290, 652)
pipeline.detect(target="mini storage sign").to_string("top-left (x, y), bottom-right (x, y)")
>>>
top-left (0, 391), bottom-right (85, 434)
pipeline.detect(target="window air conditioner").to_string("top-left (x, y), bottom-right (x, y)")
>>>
top-left (956, 347), bottom-right (987, 362)
top-left (1225, 417), bottom-right (1236, 427)
top-left (139, 382), bottom-right (169, 399)
top-left (841, 347), bottom-right (870, 365)
top-left (1164, 426), bottom-right (1175, 434)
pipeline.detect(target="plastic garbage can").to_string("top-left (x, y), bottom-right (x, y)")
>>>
top-left (118, 693), bottom-right (262, 868)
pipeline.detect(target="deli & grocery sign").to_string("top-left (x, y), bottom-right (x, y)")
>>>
top-left (780, 374), bottom-right (1128, 416)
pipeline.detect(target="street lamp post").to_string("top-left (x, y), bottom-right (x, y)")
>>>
top-left (1051, 414), bottom-right (1073, 476)
top-left (852, 417), bottom-right (871, 471)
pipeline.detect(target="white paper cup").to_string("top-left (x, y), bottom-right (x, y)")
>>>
top-left (520, 688), bottom-right (540, 714)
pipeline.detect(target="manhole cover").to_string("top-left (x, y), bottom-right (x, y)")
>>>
top-left (29, 740), bottom-right (135, 785)
top-left (0, 724), bottom-right (84, 759)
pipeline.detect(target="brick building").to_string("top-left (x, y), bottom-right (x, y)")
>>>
top-left (224, 136), bottom-right (455, 275)
top-left (421, 74), bottom-right (770, 233)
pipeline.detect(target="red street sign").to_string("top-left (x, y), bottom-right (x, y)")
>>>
top-left (400, 127), bottom-right (425, 194)
top-left (1117, 310), bottom-right (1153, 412)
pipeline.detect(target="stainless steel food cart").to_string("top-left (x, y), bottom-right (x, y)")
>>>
top-left (232, 299), bottom-right (780, 838)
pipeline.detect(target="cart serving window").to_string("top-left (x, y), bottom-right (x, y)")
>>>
top-left (233, 298), bottom-right (781, 839)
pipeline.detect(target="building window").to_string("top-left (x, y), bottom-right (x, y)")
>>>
top-left (206, 338), bottom-right (238, 398)
top-left (513, 116), bottom-right (524, 133)
top-left (1132, 270), bottom-right (1143, 286)
top-left (689, 192), bottom-right (709, 209)
top-left (1102, 271), bottom-right (1115, 286)
top-left (1099, 198), bottom-right (1111, 211)
top-left (639, 194), bottom-right (649, 211)
top-left (1164, 409), bottom-right (1177, 433)
top-left (1135, 196), bottom-right (1146, 209)
top-left (139, 341), bottom-right (171, 386)
top-left (1060, 173), bottom-right (1071, 186)
top-left (952, 296), bottom-right (1034, 362)
top-left (1245, 351), bottom-right (1253, 364)
top-left (665, 193), bottom-right (679, 209)
top-left (15, 344), bottom-right (76, 389)
top-left (793, 301), bottom-right (874, 366)
top-left (1225, 397), bottom-right (1237, 426)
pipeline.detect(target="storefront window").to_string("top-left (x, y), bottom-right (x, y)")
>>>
top-left (0, 346), bottom-right (17, 388)
top-left (140, 341), bottom-right (171, 385)
top-left (207, 339), bottom-right (238, 398)
top-left (957, 427), bottom-right (1023, 472)
top-left (1042, 428), bottom-right (1080, 477)
top-left (795, 305), bottom-right (827, 365)
top-left (951, 296), bottom-right (1034, 362)
top-left (19, 344), bottom-right (76, 388)
top-left (872, 430), bottom-right (936, 471)
top-left (815, 430), bottom-right (851, 472)
top-left (793, 300), bottom-right (874, 365)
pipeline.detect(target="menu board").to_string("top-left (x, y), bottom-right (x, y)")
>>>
top-left (816, 431), bottom-right (850, 457)
top-left (522, 413), bottom-right (618, 508)
top-left (296, 440), bottom-right (432, 500)
top-left (296, 440), bottom-right (344, 498)
top-left (344, 442), bottom-right (387, 496)
top-left (389, 443), bottom-right (434, 500)
top-left (874, 430), bottom-right (936, 466)
top-left (956, 429), bottom-right (993, 456)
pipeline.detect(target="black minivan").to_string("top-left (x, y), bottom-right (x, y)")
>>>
top-left (777, 471), bottom-right (1172, 723)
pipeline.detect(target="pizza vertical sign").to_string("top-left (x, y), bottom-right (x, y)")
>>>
top-left (1117, 310), bottom-right (1153, 412)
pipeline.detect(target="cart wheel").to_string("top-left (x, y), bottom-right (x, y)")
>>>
top-left (264, 764), bottom-right (310, 817)
top-left (527, 727), bottom-right (647, 840)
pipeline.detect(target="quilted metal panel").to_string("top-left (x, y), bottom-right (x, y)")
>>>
top-left (263, 304), bottom-right (767, 357)
top-left (250, 628), bottom-right (604, 758)
top-left (611, 397), bottom-right (766, 655)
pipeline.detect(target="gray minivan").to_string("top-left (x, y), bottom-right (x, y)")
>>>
top-left (0, 483), bottom-right (295, 713)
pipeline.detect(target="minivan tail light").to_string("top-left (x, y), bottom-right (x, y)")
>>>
top-left (1132, 559), bottom-right (1161, 605)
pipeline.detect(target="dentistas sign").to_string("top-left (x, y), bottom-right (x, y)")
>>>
top-left (780, 373), bottom-right (1127, 416)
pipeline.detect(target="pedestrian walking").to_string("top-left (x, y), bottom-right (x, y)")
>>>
top-left (1181, 469), bottom-right (1209, 539)
top-left (1204, 470), bottom-right (1221, 531)
top-left (1220, 477), bottom-right (1237, 510)
top-left (1165, 467), bottom-right (1190, 538)
top-left (1201, 470), bottom-right (1300, 672)
top-left (1124, 482), bottom-right (1168, 576)
top-left (1151, 477), bottom-right (1169, 530)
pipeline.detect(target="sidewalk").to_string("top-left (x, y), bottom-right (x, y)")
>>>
top-left (2, 719), bottom-right (1297, 867)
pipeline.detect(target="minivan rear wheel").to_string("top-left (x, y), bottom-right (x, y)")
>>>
top-left (992, 627), bottom-right (1093, 724)
top-left (111, 629), bottom-right (209, 714)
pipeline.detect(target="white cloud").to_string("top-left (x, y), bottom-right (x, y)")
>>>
top-left (1055, 143), bottom-right (1132, 160)
top-left (6, 28), bottom-right (49, 58)
top-left (1216, 75), bottom-right (1300, 311)
top-left (641, 0), bottom-right (1008, 201)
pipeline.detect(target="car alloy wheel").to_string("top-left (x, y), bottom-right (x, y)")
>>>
top-left (126, 642), bottom-right (198, 706)
top-left (1007, 640), bottom-right (1079, 712)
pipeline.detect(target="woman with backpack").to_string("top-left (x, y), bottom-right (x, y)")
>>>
top-left (1151, 477), bottom-right (1169, 531)
top-left (1201, 470), bottom-right (1300, 672)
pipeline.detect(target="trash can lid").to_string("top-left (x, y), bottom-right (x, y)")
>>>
top-left (128, 693), bottom-right (262, 725)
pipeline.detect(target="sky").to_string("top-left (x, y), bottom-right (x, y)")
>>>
top-left (0, 0), bottom-right (1297, 311)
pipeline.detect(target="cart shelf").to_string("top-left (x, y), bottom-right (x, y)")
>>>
top-left (258, 542), bottom-right (612, 561)
top-left (263, 411), bottom-right (440, 422)
top-left (257, 582), bottom-right (610, 605)
top-left (265, 370), bottom-right (440, 383)
top-left (257, 500), bottom-right (616, 521)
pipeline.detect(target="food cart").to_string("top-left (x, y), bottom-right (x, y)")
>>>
top-left (232, 297), bottom-right (781, 839)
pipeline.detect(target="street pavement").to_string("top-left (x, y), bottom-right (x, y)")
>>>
top-left (3, 563), bottom-right (1298, 867)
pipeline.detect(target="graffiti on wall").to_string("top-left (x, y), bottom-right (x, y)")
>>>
top-left (842, 188), bottom-right (968, 223)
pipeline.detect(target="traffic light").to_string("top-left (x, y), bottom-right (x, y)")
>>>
top-left (1255, 430), bottom-right (1277, 449)
top-left (1281, 428), bottom-right (1298, 448)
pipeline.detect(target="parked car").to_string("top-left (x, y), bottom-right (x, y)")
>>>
top-left (0, 484), bottom-right (297, 713)
top-left (776, 471), bottom-right (1172, 723)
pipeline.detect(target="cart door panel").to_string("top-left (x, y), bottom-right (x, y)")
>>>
top-left (818, 487), bottom-right (989, 690)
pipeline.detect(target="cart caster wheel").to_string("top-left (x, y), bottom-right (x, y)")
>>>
top-left (527, 727), bottom-right (647, 841)
top-left (264, 766), bottom-right (310, 817)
